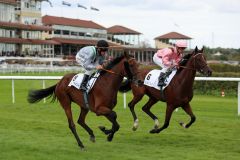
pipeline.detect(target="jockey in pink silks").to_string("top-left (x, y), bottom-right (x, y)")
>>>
top-left (153, 40), bottom-right (187, 87)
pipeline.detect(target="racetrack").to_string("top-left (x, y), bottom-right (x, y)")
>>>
top-left (0, 79), bottom-right (239, 160)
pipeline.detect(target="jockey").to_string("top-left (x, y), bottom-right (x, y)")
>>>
top-left (76, 40), bottom-right (109, 91)
top-left (153, 40), bottom-right (187, 87)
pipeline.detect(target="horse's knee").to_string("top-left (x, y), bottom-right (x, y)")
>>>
top-left (109, 111), bottom-right (117, 119)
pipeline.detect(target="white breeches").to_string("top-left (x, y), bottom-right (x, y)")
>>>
top-left (153, 54), bottom-right (168, 72)
top-left (84, 69), bottom-right (95, 75)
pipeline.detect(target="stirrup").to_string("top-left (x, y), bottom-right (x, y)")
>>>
top-left (80, 85), bottom-right (87, 91)
top-left (158, 81), bottom-right (166, 87)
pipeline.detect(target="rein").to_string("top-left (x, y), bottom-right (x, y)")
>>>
top-left (101, 60), bottom-right (140, 84)
top-left (101, 68), bottom-right (124, 76)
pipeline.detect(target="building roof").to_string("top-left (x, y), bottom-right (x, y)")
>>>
top-left (42, 15), bottom-right (106, 30)
top-left (0, 0), bottom-right (17, 5)
top-left (0, 37), bottom-right (60, 45)
top-left (154, 32), bottom-right (192, 40)
top-left (107, 25), bottom-right (141, 35)
top-left (0, 21), bottom-right (52, 31)
top-left (52, 38), bottom-right (120, 47)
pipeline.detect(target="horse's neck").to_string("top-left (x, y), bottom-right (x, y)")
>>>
top-left (176, 60), bottom-right (196, 90)
top-left (99, 66), bottom-right (124, 91)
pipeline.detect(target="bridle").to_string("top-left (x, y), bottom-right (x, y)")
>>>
top-left (179, 52), bottom-right (208, 72)
top-left (101, 57), bottom-right (140, 80)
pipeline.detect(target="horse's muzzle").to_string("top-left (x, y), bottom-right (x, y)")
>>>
top-left (207, 69), bottom-right (212, 77)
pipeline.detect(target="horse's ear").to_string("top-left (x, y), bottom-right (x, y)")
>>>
top-left (124, 51), bottom-right (130, 59)
top-left (200, 46), bottom-right (204, 53)
top-left (194, 46), bottom-right (198, 53)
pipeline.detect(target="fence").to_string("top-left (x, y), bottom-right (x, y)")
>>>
top-left (0, 76), bottom-right (240, 115)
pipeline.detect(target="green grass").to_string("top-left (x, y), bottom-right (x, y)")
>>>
top-left (0, 78), bottom-right (240, 160)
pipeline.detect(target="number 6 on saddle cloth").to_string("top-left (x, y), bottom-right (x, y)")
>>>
top-left (144, 68), bottom-right (177, 91)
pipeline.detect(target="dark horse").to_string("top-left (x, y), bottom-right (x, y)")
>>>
top-left (28, 53), bottom-right (140, 149)
top-left (119, 47), bottom-right (212, 134)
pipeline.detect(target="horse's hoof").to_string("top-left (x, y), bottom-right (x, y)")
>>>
top-left (132, 119), bottom-right (139, 131)
top-left (149, 129), bottom-right (157, 134)
top-left (132, 126), bottom-right (138, 131)
top-left (149, 128), bottom-right (160, 134)
top-left (179, 122), bottom-right (186, 128)
top-left (154, 119), bottom-right (160, 129)
top-left (98, 126), bottom-right (106, 132)
top-left (90, 135), bottom-right (95, 143)
top-left (79, 144), bottom-right (85, 150)
top-left (107, 134), bottom-right (114, 142)
top-left (154, 125), bottom-right (159, 129)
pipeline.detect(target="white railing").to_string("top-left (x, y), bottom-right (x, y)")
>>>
top-left (0, 76), bottom-right (240, 115)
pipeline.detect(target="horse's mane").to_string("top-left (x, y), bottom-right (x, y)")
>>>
top-left (177, 53), bottom-right (192, 73)
top-left (100, 55), bottom-right (125, 75)
top-left (105, 55), bottom-right (125, 70)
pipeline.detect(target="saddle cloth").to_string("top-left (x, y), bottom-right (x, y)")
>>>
top-left (144, 69), bottom-right (177, 90)
top-left (68, 72), bottom-right (100, 93)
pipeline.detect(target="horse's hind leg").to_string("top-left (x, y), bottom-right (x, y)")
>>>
top-left (128, 94), bottom-right (144, 131)
top-left (77, 108), bottom-right (95, 142)
top-left (142, 98), bottom-right (159, 129)
top-left (179, 103), bottom-right (196, 128)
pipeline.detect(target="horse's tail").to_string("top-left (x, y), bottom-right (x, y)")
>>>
top-left (119, 79), bottom-right (132, 93)
top-left (28, 84), bottom-right (57, 103)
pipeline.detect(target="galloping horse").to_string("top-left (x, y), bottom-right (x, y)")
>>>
top-left (119, 47), bottom-right (212, 134)
top-left (28, 53), bottom-right (140, 149)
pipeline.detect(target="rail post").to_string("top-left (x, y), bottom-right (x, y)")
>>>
top-left (238, 82), bottom-right (240, 115)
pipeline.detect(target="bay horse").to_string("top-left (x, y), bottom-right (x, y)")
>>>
top-left (119, 47), bottom-right (212, 134)
top-left (27, 53), bottom-right (140, 149)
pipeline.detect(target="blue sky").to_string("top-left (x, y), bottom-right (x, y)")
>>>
top-left (42, 0), bottom-right (240, 49)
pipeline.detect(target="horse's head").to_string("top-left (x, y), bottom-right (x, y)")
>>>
top-left (102, 52), bottom-right (142, 85)
top-left (189, 46), bottom-right (212, 76)
top-left (123, 52), bottom-right (143, 86)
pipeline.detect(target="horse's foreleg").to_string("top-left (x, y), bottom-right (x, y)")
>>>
top-left (104, 111), bottom-right (120, 141)
top-left (150, 105), bottom-right (174, 134)
top-left (96, 107), bottom-right (120, 141)
top-left (64, 107), bottom-right (85, 149)
top-left (77, 108), bottom-right (95, 143)
top-left (179, 103), bottom-right (196, 128)
top-left (142, 98), bottom-right (159, 129)
top-left (128, 94), bottom-right (144, 131)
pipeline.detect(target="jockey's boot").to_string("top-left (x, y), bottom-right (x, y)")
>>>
top-left (158, 72), bottom-right (167, 87)
top-left (80, 74), bottom-right (89, 91)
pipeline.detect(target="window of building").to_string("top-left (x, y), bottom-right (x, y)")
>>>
top-left (27, 32), bottom-right (30, 38)
top-left (63, 30), bottom-right (70, 35)
top-left (71, 31), bottom-right (78, 36)
top-left (54, 30), bottom-right (61, 34)
top-left (79, 32), bottom-right (85, 36)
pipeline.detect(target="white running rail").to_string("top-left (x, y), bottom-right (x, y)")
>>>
top-left (0, 76), bottom-right (240, 115)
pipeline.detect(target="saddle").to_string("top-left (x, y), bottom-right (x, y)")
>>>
top-left (68, 72), bottom-right (100, 93)
top-left (144, 69), bottom-right (177, 91)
